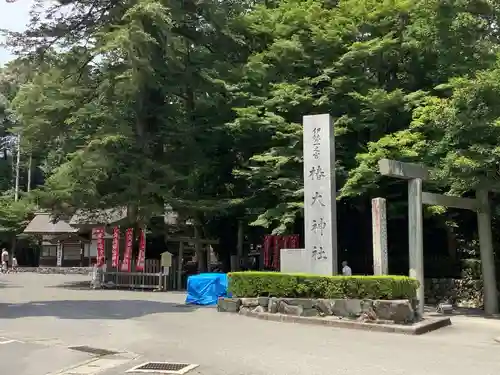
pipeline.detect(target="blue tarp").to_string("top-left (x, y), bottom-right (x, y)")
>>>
top-left (185, 273), bottom-right (228, 306)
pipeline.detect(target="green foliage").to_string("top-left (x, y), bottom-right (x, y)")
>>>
top-left (0, 195), bottom-right (34, 234)
top-left (227, 0), bottom-right (500, 231)
top-left (1, 0), bottom-right (500, 258)
top-left (3, 0), bottom-right (253, 228)
top-left (461, 259), bottom-right (482, 280)
top-left (228, 271), bottom-right (419, 300)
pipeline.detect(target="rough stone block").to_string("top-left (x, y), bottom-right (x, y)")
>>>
top-left (390, 300), bottom-right (415, 323)
top-left (217, 297), bottom-right (241, 313)
top-left (278, 301), bottom-right (303, 316)
top-left (239, 306), bottom-right (251, 314)
top-left (252, 305), bottom-right (266, 313)
top-left (282, 298), bottom-right (315, 309)
top-left (436, 303), bottom-right (453, 315)
top-left (302, 307), bottom-right (320, 317)
top-left (357, 310), bottom-right (377, 322)
top-left (258, 297), bottom-right (270, 307)
top-left (315, 299), bottom-right (333, 315)
top-left (240, 298), bottom-right (260, 307)
top-left (329, 299), bottom-right (374, 318)
top-left (344, 299), bottom-right (364, 317)
top-left (268, 297), bottom-right (279, 313)
top-left (373, 300), bottom-right (415, 323)
top-left (372, 300), bottom-right (392, 320)
top-left (331, 299), bottom-right (348, 316)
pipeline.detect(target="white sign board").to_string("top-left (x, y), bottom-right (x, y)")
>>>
top-left (56, 243), bottom-right (63, 267)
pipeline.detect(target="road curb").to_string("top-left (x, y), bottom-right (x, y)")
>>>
top-left (238, 310), bottom-right (452, 335)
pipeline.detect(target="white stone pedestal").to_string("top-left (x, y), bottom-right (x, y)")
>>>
top-left (280, 248), bottom-right (310, 273)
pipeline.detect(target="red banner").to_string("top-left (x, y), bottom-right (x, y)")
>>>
top-left (283, 235), bottom-right (291, 249)
top-left (136, 228), bottom-right (146, 271)
top-left (111, 227), bottom-right (120, 268)
top-left (288, 234), bottom-right (300, 249)
top-left (273, 236), bottom-right (284, 271)
top-left (263, 235), bottom-right (273, 268)
top-left (120, 228), bottom-right (133, 272)
top-left (94, 227), bottom-right (105, 266)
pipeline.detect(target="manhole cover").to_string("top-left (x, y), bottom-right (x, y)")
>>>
top-left (68, 345), bottom-right (120, 356)
top-left (126, 362), bottom-right (199, 374)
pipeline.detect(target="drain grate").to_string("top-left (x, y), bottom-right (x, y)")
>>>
top-left (68, 345), bottom-right (120, 356)
top-left (126, 362), bottom-right (199, 374)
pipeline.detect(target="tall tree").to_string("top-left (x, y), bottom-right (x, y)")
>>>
top-left (4, 0), bottom-right (257, 267)
top-left (229, 0), bottom-right (500, 234)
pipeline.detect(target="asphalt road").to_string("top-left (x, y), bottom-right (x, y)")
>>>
top-left (0, 273), bottom-right (500, 375)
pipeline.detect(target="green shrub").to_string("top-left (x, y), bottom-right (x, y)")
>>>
top-left (228, 272), bottom-right (419, 300)
top-left (461, 258), bottom-right (482, 280)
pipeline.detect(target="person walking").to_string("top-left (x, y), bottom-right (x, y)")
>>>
top-left (1, 248), bottom-right (9, 273)
top-left (11, 255), bottom-right (18, 272)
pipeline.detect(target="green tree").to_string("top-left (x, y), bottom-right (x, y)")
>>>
top-left (0, 61), bottom-right (37, 246)
top-left (229, 0), bottom-right (500, 233)
top-left (5, 0), bottom-right (258, 268)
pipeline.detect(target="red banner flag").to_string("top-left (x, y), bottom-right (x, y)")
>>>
top-left (273, 235), bottom-right (283, 270)
top-left (121, 228), bottom-right (133, 272)
top-left (94, 227), bottom-right (105, 266)
top-left (283, 235), bottom-right (291, 249)
top-left (136, 228), bottom-right (146, 271)
top-left (263, 235), bottom-right (273, 268)
top-left (111, 227), bottom-right (120, 268)
top-left (289, 234), bottom-right (300, 249)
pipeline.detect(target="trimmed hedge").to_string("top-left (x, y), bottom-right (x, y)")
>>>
top-left (228, 272), bottom-right (419, 300)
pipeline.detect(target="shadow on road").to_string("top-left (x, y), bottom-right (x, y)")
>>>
top-left (0, 299), bottom-right (198, 320)
top-left (48, 281), bottom-right (181, 293)
top-left (0, 281), bottom-right (22, 288)
top-left (48, 281), bottom-right (94, 290)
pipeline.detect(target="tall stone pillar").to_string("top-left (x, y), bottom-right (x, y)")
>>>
top-left (408, 178), bottom-right (424, 317)
top-left (372, 198), bottom-right (388, 275)
top-left (476, 189), bottom-right (498, 315)
top-left (303, 114), bottom-right (338, 275)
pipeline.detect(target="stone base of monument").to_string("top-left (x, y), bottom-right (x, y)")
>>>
top-left (217, 297), bottom-right (451, 335)
top-left (280, 248), bottom-right (310, 273)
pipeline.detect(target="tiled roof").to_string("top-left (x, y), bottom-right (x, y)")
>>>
top-left (24, 213), bottom-right (78, 234)
top-left (69, 207), bottom-right (128, 226)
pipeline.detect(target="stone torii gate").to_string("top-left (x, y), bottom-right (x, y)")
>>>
top-left (377, 159), bottom-right (498, 316)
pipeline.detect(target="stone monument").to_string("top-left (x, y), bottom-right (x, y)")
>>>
top-left (280, 113), bottom-right (338, 275)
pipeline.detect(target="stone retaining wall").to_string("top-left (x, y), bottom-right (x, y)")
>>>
top-left (218, 297), bottom-right (417, 324)
top-left (9, 271), bottom-right (485, 307)
top-left (425, 278), bottom-right (483, 308)
top-left (16, 267), bottom-right (93, 275)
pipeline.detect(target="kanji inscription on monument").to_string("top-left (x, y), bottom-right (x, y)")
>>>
top-left (303, 114), bottom-right (338, 275)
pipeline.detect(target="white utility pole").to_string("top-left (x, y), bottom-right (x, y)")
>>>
top-left (14, 133), bottom-right (20, 201)
top-left (27, 154), bottom-right (32, 192)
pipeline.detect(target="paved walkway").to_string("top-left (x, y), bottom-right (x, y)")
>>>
top-left (0, 273), bottom-right (500, 375)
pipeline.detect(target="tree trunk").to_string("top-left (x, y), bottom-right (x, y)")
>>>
top-left (194, 224), bottom-right (207, 273)
top-left (10, 234), bottom-right (16, 258)
top-left (237, 220), bottom-right (244, 270)
top-left (445, 222), bottom-right (457, 260)
top-left (27, 154), bottom-right (32, 192)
